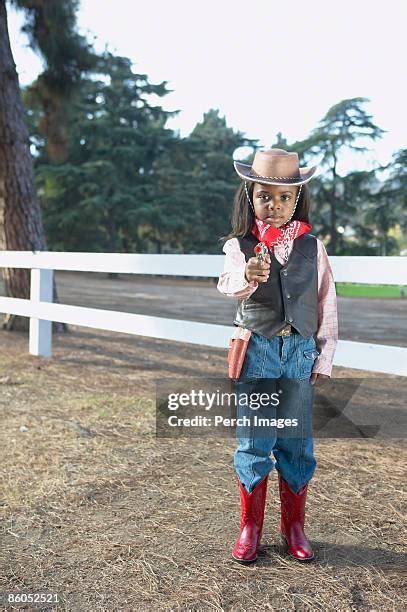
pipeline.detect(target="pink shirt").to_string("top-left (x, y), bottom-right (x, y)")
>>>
top-left (217, 237), bottom-right (338, 377)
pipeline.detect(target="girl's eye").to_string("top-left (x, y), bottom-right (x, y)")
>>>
top-left (258, 195), bottom-right (290, 202)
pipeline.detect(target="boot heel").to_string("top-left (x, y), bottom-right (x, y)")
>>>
top-left (232, 552), bottom-right (257, 565)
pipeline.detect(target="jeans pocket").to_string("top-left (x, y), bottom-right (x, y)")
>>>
top-left (300, 348), bottom-right (320, 379)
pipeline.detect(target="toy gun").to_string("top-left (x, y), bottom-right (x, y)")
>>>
top-left (254, 242), bottom-right (268, 263)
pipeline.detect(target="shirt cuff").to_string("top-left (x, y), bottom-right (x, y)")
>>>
top-left (312, 355), bottom-right (333, 377)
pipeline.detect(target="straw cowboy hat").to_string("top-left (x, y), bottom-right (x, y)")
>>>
top-left (234, 148), bottom-right (317, 186)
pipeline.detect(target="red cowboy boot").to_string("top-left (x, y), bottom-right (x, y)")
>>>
top-left (278, 473), bottom-right (314, 562)
top-left (232, 475), bottom-right (268, 564)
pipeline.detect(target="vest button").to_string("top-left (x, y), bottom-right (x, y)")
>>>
top-left (288, 316), bottom-right (293, 322)
top-left (282, 270), bottom-right (288, 276)
top-left (286, 293), bottom-right (291, 299)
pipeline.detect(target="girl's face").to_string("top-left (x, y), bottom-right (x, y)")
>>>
top-left (252, 182), bottom-right (299, 228)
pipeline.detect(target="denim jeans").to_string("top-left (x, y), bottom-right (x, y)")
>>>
top-left (233, 331), bottom-right (320, 494)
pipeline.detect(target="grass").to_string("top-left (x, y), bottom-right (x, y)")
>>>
top-left (336, 283), bottom-right (407, 298)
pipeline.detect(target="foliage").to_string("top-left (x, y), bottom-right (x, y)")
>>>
top-left (10, 5), bottom-right (403, 256)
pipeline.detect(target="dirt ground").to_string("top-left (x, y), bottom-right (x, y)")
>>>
top-left (0, 274), bottom-right (406, 610)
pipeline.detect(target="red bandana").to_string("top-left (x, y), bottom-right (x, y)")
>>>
top-left (252, 218), bottom-right (312, 248)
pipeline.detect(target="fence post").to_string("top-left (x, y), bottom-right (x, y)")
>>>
top-left (29, 268), bottom-right (53, 357)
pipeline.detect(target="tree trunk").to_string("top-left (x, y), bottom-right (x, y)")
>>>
top-left (39, 92), bottom-right (70, 163)
top-left (0, 1), bottom-right (67, 334)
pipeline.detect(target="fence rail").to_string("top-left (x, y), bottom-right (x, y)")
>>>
top-left (0, 251), bottom-right (406, 376)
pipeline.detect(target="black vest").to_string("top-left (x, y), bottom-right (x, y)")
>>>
top-left (234, 233), bottom-right (319, 338)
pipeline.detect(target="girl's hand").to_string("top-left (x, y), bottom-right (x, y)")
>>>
top-left (310, 373), bottom-right (330, 386)
top-left (245, 253), bottom-right (271, 283)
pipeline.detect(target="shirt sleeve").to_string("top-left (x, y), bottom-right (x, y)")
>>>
top-left (312, 239), bottom-right (339, 377)
top-left (217, 237), bottom-right (259, 299)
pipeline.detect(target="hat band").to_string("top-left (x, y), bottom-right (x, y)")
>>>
top-left (248, 172), bottom-right (302, 181)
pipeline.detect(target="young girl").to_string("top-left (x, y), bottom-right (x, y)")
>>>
top-left (217, 148), bottom-right (338, 564)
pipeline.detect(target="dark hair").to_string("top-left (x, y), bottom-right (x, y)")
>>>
top-left (219, 181), bottom-right (311, 244)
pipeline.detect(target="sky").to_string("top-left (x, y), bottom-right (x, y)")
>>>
top-left (7, 0), bottom-right (407, 177)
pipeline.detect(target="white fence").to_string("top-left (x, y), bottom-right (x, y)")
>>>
top-left (0, 251), bottom-right (406, 376)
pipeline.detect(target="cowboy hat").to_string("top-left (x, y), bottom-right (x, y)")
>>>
top-left (234, 148), bottom-right (318, 186)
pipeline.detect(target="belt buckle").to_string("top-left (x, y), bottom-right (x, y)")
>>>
top-left (280, 324), bottom-right (292, 336)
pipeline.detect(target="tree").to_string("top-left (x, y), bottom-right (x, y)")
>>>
top-left (340, 169), bottom-right (382, 255)
top-left (135, 137), bottom-right (199, 254)
top-left (381, 148), bottom-right (407, 238)
top-left (296, 98), bottom-right (385, 254)
top-left (11, 0), bottom-right (98, 163)
top-left (36, 52), bottom-right (178, 256)
top-left (1, 0), bottom-right (97, 331)
top-left (182, 109), bottom-right (257, 253)
top-left (363, 149), bottom-right (407, 255)
top-left (0, 0), bottom-right (49, 331)
top-left (132, 109), bottom-right (257, 254)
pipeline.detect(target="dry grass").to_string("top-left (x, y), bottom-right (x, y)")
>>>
top-left (0, 326), bottom-right (406, 611)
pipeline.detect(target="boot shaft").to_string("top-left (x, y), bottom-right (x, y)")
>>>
top-left (233, 476), bottom-right (269, 563)
top-left (238, 476), bottom-right (268, 529)
top-left (278, 474), bottom-right (307, 529)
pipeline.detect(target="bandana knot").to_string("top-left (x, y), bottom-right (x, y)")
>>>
top-left (252, 218), bottom-right (312, 263)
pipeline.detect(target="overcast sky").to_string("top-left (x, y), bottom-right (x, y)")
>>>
top-left (7, 0), bottom-right (407, 176)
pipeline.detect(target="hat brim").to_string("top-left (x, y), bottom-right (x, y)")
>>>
top-left (234, 160), bottom-right (318, 186)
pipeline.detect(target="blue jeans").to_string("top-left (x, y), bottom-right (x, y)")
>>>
top-left (233, 331), bottom-right (320, 494)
